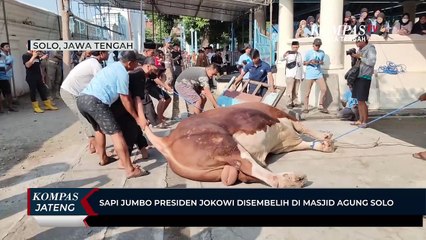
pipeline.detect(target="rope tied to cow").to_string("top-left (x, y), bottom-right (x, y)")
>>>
top-left (332, 99), bottom-right (420, 142)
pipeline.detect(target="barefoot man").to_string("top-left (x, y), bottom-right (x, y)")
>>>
top-left (413, 92), bottom-right (426, 160)
top-left (77, 51), bottom-right (147, 179)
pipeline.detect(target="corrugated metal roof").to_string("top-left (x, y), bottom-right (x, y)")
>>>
top-left (79, 0), bottom-right (271, 22)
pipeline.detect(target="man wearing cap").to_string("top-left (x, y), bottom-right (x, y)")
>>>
top-left (141, 42), bottom-right (172, 127)
top-left (143, 42), bottom-right (156, 57)
top-left (77, 51), bottom-right (147, 179)
top-left (110, 56), bottom-right (162, 160)
top-left (175, 64), bottom-right (220, 114)
top-left (350, 34), bottom-right (377, 128)
top-left (61, 51), bottom-right (109, 154)
top-left (303, 38), bottom-right (329, 113)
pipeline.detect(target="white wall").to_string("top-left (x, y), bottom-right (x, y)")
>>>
top-left (279, 34), bottom-right (426, 110)
top-left (0, 0), bottom-right (60, 97)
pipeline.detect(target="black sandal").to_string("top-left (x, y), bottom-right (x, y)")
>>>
top-left (99, 156), bottom-right (117, 166)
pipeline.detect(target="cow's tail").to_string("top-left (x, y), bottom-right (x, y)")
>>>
top-left (143, 127), bottom-right (172, 160)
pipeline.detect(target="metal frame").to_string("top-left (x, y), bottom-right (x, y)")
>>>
top-left (79, 0), bottom-right (271, 21)
top-left (222, 77), bottom-right (285, 107)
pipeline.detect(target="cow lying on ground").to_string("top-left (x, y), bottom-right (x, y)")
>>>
top-left (144, 102), bottom-right (334, 188)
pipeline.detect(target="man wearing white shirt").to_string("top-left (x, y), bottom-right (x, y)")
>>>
top-left (283, 41), bottom-right (303, 109)
top-left (205, 46), bottom-right (214, 63)
top-left (60, 51), bottom-right (109, 154)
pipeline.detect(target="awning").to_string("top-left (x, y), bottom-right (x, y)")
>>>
top-left (79, 0), bottom-right (270, 22)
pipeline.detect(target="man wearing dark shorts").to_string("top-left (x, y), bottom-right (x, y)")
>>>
top-left (139, 43), bottom-right (172, 128)
top-left (145, 75), bottom-right (171, 126)
top-left (111, 57), bottom-right (163, 159)
top-left (350, 35), bottom-right (377, 127)
top-left (175, 64), bottom-right (220, 114)
top-left (77, 51), bottom-right (147, 179)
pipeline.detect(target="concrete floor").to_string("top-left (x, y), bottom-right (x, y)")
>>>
top-left (0, 97), bottom-right (425, 240)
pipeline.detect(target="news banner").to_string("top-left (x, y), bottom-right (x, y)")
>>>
top-left (28, 40), bottom-right (134, 51)
top-left (27, 188), bottom-right (426, 227)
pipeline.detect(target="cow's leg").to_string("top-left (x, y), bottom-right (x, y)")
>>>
top-left (221, 165), bottom-right (262, 185)
top-left (221, 165), bottom-right (239, 186)
top-left (224, 145), bottom-right (307, 188)
top-left (290, 120), bottom-right (332, 140)
top-left (291, 140), bottom-right (334, 153)
top-left (238, 171), bottom-right (260, 183)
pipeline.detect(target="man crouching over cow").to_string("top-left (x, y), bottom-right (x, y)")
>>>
top-left (77, 51), bottom-right (148, 179)
top-left (175, 64), bottom-right (221, 114)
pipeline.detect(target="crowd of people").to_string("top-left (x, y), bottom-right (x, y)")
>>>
top-left (295, 9), bottom-right (426, 39)
top-left (281, 34), bottom-right (376, 124)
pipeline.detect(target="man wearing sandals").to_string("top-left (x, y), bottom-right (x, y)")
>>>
top-left (61, 51), bottom-right (109, 154)
top-left (413, 93), bottom-right (426, 160)
top-left (350, 34), bottom-right (377, 128)
top-left (77, 51), bottom-right (148, 179)
top-left (303, 38), bottom-right (329, 114)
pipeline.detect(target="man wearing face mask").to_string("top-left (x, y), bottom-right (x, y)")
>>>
top-left (392, 13), bottom-right (413, 35)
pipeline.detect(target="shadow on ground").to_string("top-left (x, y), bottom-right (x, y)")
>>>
top-left (0, 163), bottom-right (70, 189)
top-left (369, 118), bottom-right (426, 148)
top-left (0, 97), bottom-right (78, 175)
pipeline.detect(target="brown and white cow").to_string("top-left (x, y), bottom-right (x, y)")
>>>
top-left (144, 102), bottom-right (334, 188)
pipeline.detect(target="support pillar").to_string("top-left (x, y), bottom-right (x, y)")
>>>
top-left (320, 0), bottom-right (344, 70)
top-left (60, 0), bottom-right (71, 78)
top-left (276, 0), bottom-right (294, 87)
top-left (403, 1), bottom-right (418, 23)
top-left (231, 22), bottom-right (235, 65)
top-left (254, 6), bottom-right (266, 35)
top-left (249, 9), bottom-right (253, 46)
top-left (315, 0), bottom-right (344, 111)
top-left (194, 31), bottom-right (198, 51)
top-left (190, 28), bottom-right (194, 53)
top-left (138, 0), bottom-right (145, 53)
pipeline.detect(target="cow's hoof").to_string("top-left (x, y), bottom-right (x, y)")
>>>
top-left (321, 140), bottom-right (335, 152)
top-left (323, 132), bottom-right (333, 140)
top-left (276, 172), bottom-right (307, 188)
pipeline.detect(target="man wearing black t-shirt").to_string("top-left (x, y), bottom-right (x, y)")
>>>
top-left (22, 47), bottom-right (58, 113)
top-left (110, 57), bottom-right (163, 159)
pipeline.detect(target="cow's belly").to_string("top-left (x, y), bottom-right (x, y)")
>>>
top-left (232, 118), bottom-right (302, 166)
